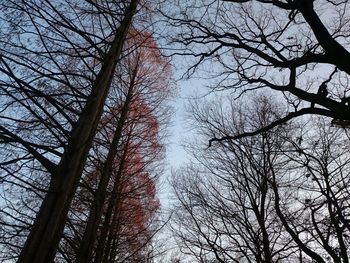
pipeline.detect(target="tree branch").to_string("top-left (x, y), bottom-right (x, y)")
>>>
top-left (208, 107), bottom-right (334, 146)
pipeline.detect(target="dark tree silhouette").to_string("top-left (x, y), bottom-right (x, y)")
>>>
top-left (166, 0), bottom-right (350, 143)
top-left (58, 29), bottom-right (172, 263)
top-left (0, 1), bottom-right (140, 262)
top-left (171, 95), bottom-right (350, 262)
top-left (171, 96), bottom-right (296, 262)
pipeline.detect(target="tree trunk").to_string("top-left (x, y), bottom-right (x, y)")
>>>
top-left (76, 74), bottom-right (136, 263)
top-left (17, 1), bottom-right (139, 262)
top-left (94, 146), bottom-right (128, 263)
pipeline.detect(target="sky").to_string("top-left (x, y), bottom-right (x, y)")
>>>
top-left (164, 66), bottom-right (214, 163)
top-left (165, 59), bottom-right (214, 166)
top-left (158, 72), bottom-right (212, 215)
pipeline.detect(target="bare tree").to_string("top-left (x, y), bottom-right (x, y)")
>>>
top-left (0, 1), bottom-right (141, 262)
top-left (165, 0), bottom-right (350, 142)
top-left (271, 118), bottom-right (350, 263)
top-left (171, 95), bottom-right (350, 262)
top-left (164, 1), bottom-right (350, 261)
top-left (57, 29), bottom-right (172, 263)
top-left (171, 96), bottom-right (297, 262)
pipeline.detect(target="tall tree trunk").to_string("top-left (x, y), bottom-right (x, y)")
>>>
top-left (17, 1), bottom-right (139, 262)
top-left (94, 144), bottom-right (128, 263)
top-left (76, 73), bottom-right (136, 263)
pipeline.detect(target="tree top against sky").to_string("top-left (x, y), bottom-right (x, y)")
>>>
top-left (164, 0), bottom-right (350, 145)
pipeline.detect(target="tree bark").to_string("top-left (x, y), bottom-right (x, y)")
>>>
top-left (17, 1), bottom-right (139, 262)
top-left (76, 71), bottom-right (136, 263)
top-left (94, 146), bottom-right (128, 263)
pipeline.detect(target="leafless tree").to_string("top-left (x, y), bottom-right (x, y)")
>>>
top-left (171, 96), bottom-right (295, 262)
top-left (272, 118), bottom-right (350, 263)
top-left (57, 29), bottom-right (172, 263)
top-left (0, 1), bottom-right (141, 262)
top-left (171, 95), bottom-right (350, 262)
top-left (165, 0), bottom-right (350, 142)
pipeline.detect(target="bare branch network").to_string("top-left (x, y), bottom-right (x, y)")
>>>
top-left (166, 0), bottom-right (350, 145)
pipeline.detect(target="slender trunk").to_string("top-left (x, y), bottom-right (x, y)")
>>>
top-left (103, 200), bottom-right (123, 263)
top-left (17, 2), bottom-right (139, 262)
top-left (272, 179), bottom-right (326, 263)
top-left (94, 143), bottom-right (129, 263)
top-left (76, 75), bottom-right (136, 263)
top-left (259, 172), bottom-right (272, 262)
top-left (106, 234), bottom-right (120, 263)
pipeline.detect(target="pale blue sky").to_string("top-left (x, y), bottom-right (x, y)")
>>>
top-left (165, 76), bottom-right (210, 168)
